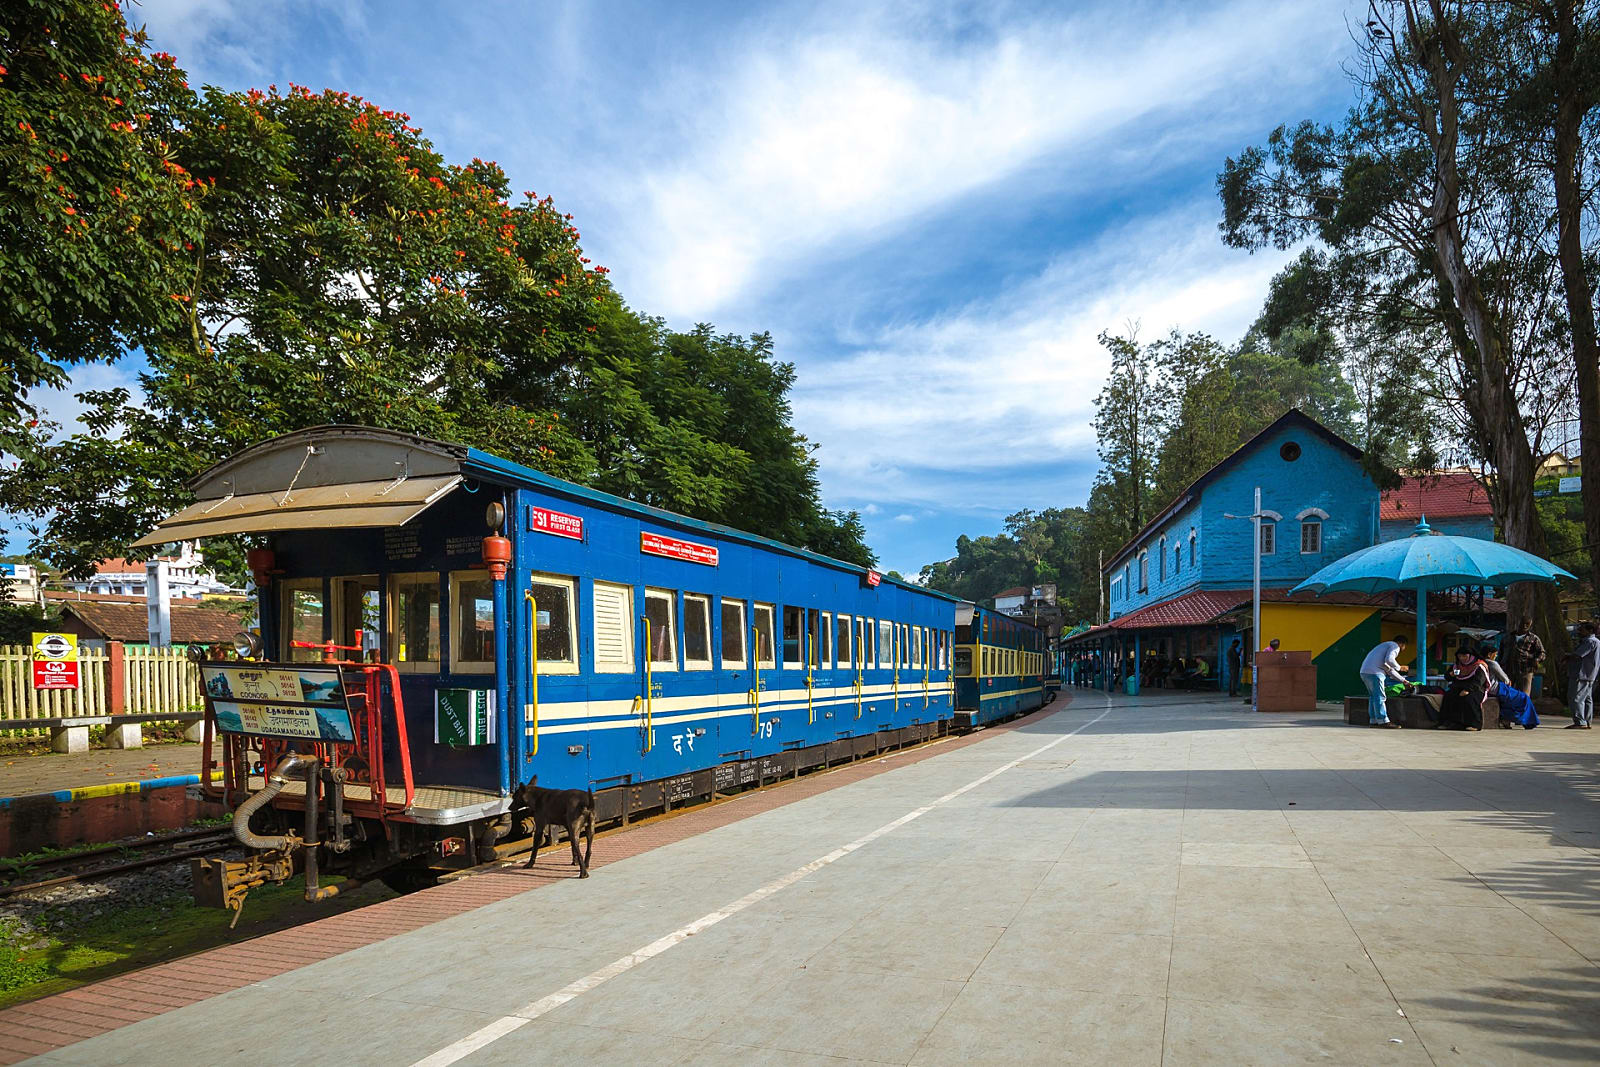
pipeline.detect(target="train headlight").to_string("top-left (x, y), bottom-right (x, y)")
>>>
top-left (232, 630), bottom-right (264, 660)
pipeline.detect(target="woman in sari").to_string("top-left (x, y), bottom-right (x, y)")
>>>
top-left (1437, 646), bottom-right (1490, 731)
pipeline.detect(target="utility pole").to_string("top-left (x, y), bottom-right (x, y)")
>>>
top-left (1225, 487), bottom-right (1266, 712)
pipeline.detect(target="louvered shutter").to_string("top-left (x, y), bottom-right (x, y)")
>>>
top-left (593, 582), bottom-right (634, 672)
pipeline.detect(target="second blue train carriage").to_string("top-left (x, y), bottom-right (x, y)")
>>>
top-left (134, 426), bottom-right (964, 906)
top-left (952, 603), bottom-right (1050, 728)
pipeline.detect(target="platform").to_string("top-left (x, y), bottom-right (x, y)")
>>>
top-left (0, 743), bottom-right (203, 801)
top-left (7, 693), bottom-right (1600, 1065)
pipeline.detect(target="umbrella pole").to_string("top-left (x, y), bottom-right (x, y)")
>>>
top-left (1416, 586), bottom-right (1427, 688)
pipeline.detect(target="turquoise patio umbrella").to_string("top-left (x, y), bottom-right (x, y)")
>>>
top-left (1290, 519), bottom-right (1575, 682)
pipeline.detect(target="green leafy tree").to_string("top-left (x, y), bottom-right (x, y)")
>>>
top-left (0, 0), bottom-right (202, 428)
top-left (1218, 0), bottom-right (1570, 660)
top-left (1090, 328), bottom-right (1172, 542)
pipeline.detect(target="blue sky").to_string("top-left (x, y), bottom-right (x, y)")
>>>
top-left (31, 0), bottom-right (1362, 573)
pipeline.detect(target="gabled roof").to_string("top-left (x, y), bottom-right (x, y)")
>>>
top-left (1380, 472), bottom-right (1493, 521)
top-left (58, 601), bottom-right (245, 644)
top-left (1105, 410), bottom-right (1365, 571)
top-left (991, 586), bottom-right (1028, 599)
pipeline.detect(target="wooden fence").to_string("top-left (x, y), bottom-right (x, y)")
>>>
top-left (0, 643), bottom-right (202, 736)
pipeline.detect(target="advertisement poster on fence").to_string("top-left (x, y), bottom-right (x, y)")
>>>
top-left (31, 631), bottom-right (80, 690)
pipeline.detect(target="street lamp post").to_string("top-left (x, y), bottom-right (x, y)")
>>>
top-left (1225, 487), bottom-right (1267, 713)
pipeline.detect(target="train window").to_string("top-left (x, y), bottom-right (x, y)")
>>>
top-left (753, 603), bottom-right (776, 668)
top-left (530, 574), bottom-right (577, 672)
top-left (644, 589), bottom-right (676, 670)
top-left (955, 646), bottom-right (971, 676)
top-left (720, 599), bottom-right (747, 669)
top-left (807, 608), bottom-right (821, 667)
top-left (912, 627), bottom-right (922, 669)
top-left (836, 614), bottom-right (852, 668)
top-left (879, 619), bottom-right (892, 667)
top-left (593, 581), bottom-right (635, 673)
top-left (782, 605), bottom-right (804, 668)
top-left (333, 577), bottom-right (380, 659)
top-left (901, 624), bottom-right (910, 667)
top-left (683, 594), bottom-right (712, 670)
top-left (819, 611), bottom-right (833, 667)
top-left (858, 618), bottom-right (871, 669)
top-left (390, 573), bottom-right (440, 672)
top-left (449, 570), bottom-right (496, 673)
top-left (281, 578), bottom-right (325, 663)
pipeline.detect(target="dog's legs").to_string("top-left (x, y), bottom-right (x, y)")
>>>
top-left (568, 819), bottom-right (583, 867)
top-left (580, 813), bottom-right (594, 878)
top-left (524, 817), bottom-right (545, 869)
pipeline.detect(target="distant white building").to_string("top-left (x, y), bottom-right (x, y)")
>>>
top-left (1, 562), bottom-right (44, 606)
top-left (60, 543), bottom-right (240, 600)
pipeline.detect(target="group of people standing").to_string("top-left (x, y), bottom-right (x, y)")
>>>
top-left (1359, 616), bottom-right (1600, 731)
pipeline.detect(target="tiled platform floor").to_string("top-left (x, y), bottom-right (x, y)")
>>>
top-left (12, 693), bottom-right (1600, 1065)
top-left (0, 743), bottom-right (203, 799)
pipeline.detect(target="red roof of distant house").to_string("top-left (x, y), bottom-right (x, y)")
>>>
top-left (92, 557), bottom-right (171, 574)
top-left (1381, 473), bottom-right (1493, 522)
top-left (992, 586), bottom-right (1028, 599)
top-left (44, 590), bottom-right (148, 605)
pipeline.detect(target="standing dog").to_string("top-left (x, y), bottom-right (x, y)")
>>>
top-left (512, 777), bottom-right (595, 878)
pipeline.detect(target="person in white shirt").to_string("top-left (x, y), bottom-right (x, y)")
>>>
top-left (1359, 635), bottom-right (1411, 728)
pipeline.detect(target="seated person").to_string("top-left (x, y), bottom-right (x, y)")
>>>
top-left (1483, 645), bottom-right (1540, 729)
top-left (1436, 647), bottom-right (1490, 731)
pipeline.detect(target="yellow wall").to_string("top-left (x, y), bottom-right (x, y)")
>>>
top-left (1259, 603), bottom-right (1377, 659)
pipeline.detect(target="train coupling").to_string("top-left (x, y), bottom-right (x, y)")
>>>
top-left (192, 848), bottom-right (297, 923)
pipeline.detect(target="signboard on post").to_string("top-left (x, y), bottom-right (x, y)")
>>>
top-left (32, 632), bottom-right (80, 690)
top-left (200, 664), bottom-right (356, 742)
top-left (640, 531), bottom-right (719, 566)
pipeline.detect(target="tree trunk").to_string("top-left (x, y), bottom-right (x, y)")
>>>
top-left (1411, 0), bottom-right (1570, 681)
top-left (1549, 0), bottom-right (1600, 600)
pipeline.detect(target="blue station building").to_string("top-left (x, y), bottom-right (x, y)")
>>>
top-left (1063, 410), bottom-right (1481, 701)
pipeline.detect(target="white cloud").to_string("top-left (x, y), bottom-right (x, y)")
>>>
top-left (601, 0), bottom-right (1342, 321)
top-left (795, 204), bottom-right (1291, 513)
top-left (893, 513), bottom-right (915, 523)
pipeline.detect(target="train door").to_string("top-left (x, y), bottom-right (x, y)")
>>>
top-left (525, 572), bottom-right (586, 791)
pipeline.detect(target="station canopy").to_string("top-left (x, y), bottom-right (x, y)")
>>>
top-left (132, 426), bottom-right (467, 547)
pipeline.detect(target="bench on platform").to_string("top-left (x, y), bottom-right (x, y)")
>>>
top-left (0, 712), bottom-right (203, 753)
top-left (1343, 695), bottom-right (1502, 730)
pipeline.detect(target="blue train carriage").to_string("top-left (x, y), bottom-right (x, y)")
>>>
top-left (952, 603), bottom-right (1051, 729)
top-left (133, 426), bottom-right (963, 910)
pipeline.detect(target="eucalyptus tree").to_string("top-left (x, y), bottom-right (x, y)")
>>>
top-left (1219, 0), bottom-right (1570, 656)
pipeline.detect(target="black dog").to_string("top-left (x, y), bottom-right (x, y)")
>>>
top-left (511, 778), bottom-right (595, 878)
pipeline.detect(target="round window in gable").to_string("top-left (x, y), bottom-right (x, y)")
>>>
top-left (1279, 441), bottom-right (1302, 462)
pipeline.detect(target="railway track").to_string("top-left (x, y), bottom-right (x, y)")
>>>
top-left (0, 828), bottom-right (237, 901)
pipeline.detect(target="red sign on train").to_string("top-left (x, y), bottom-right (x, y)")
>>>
top-left (528, 505), bottom-right (584, 540)
top-left (640, 531), bottom-right (719, 566)
top-left (864, 570), bottom-right (882, 587)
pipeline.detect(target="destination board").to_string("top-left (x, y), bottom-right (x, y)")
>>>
top-left (201, 664), bottom-right (356, 743)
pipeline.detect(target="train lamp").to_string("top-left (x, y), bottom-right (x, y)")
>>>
top-left (482, 501), bottom-right (511, 580)
top-left (232, 630), bottom-right (264, 660)
top-left (246, 547), bottom-right (280, 587)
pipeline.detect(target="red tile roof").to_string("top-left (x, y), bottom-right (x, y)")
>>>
top-left (1108, 589), bottom-right (1251, 630)
top-left (57, 600), bottom-right (247, 644)
top-left (92, 556), bottom-right (175, 574)
top-left (1381, 473), bottom-right (1493, 521)
top-left (991, 586), bottom-right (1028, 599)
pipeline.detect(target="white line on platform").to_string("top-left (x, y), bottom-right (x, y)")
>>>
top-left (409, 703), bottom-right (1113, 1067)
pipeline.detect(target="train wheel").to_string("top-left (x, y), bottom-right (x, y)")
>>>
top-left (378, 861), bottom-right (444, 895)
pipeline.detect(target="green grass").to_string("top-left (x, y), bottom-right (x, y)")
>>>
top-left (0, 878), bottom-right (397, 1007)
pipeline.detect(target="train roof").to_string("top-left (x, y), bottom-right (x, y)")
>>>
top-left (134, 425), bottom-right (960, 604)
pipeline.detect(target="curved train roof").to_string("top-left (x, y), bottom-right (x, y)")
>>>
top-left (136, 424), bottom-right (960, 605)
